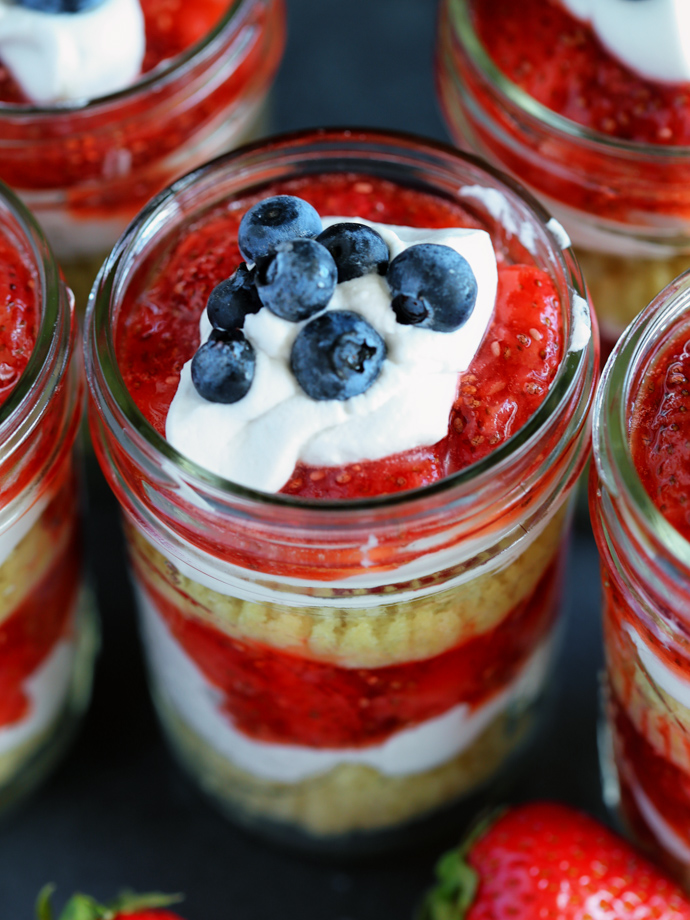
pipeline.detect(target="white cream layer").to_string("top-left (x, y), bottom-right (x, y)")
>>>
top-left (561, 0), bottom-right (690, 85)
top-left (620, 624), bottom-right (690, 863)
top-left (625, 623), bottom-right (690, 710)
top-left (138, 581), bottom-right (552, 784)
top-left (166, 218), bottom-right (498, 494)
top-left (0, 492), bottom-right (48, 570)
top-left (0, 0), bottom-right (144, 104)
top-left (0, 626), bottom-right (75, 757)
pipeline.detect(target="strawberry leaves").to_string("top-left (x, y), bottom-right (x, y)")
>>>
top-left (36, 886), bottom-right (183, 920)
top-left (418, 810), bottom-right (504, 920)
top-left (418, 848), bottom-right (478, 920)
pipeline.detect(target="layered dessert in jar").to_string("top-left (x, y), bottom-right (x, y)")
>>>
top-left (591, 270), bottom-right (690, 884)
top-left (0, 179), bottom-right (96, 811)
top-left (437, 0), bottom-right (690, 351)
top-left (0, 0), bottom-right (285, 306)
top-left (84, 129), bottom-right (597, 851)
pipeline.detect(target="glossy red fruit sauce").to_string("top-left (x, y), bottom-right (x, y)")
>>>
top-left (473, 0), bottom-right (690, 145)
top-left (630, 328), bottom-right (690, 542)
top-left (0, 228), bottom-right (37, 409)
top-left (612, 689), bottom-right (690, 862)
top-left (134, 550), bottom-right (562, 747)
top-left (116, 173), bottom-right (564, 499)
top-left (0, 473), bottom-right (81, 728)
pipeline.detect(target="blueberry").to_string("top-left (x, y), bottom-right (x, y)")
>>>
top-left (191, 329), bottom-right (255, 404)
top-left (16, 0), bottom-right (103, 10)
top-left (238, 196), bottom-right (322, 264)
top-left (387, 244), bottom-right (478, 333)
top-left (207, 263), bottom-right (261, 331)
top-left (316, 223), bottom-right (389, 283)
top-left (256, 238), bottom-right (337, 322)
top-left (291, 310), bottom-right (386, 401)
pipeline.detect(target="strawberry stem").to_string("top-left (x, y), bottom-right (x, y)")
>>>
top-left (418, 808), bottom-right (505, 920)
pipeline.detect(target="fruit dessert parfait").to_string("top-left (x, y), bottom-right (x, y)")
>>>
top-left (84, 129), bottom-right (597, 851)
top-left (0, 0), bottom-right (285, 307)
top-left (0, 179), bottom-right (96, 812)
top-left (437, 0), bottom-right (690, 352)
top-left (591, 269), bottom-right (690, 883)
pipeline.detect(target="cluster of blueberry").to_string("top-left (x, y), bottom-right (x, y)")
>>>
top-left (18, 0), bottom-right (102, 11)
top-left (191, 195), bottom-right (478, 404)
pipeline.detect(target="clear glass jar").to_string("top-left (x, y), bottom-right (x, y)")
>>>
top-left (0, 181), bottom-right (97, 814)
top-left (591, 271), bottom-right (690, 884)
top-left (84, 128), bottom-right (598, 853)
top-left (0, 0), bottom-right (285, 309)
top-left (436, 0), bottom-right (690, 352)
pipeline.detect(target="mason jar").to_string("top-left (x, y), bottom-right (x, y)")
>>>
top-left (592, 270), bottom-right (690, 885)
top-left (0, 181), bottom-right (97, 813)
top-left (0, 0), bottom-right (285, 309)
top-left (84, 128), bottom-right (597, 853)
top-left (436, 0), bottom-right (690, 353)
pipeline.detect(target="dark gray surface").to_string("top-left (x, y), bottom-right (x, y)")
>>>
top-left (0, 2), bottom-right (606, 916)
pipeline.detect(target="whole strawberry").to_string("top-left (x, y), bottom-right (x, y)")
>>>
top-left (420, 802), bottom-right (690, 920)
top-left (36, 885), bottom-right (185, 920)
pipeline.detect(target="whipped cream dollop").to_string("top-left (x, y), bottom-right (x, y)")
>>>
top-left (0, 0), bottom-right (145, 104)
top-left (166, 218), bottom-right (498, 494)
top-left (561, 0), bottom-right (690, 85)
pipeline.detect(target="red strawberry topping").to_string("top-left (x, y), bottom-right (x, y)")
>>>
top-left (473, 0), bottom-right (690, 145)
top-left (0, 230), bottom-right (37, 409)
top-left (630, 329), bottom-right (690, 541)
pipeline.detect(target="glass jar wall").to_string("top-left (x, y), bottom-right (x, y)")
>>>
top-left (591, 271), bottom-right (690, 884)
top-left (84, 129), bottom-right (597, 853)
top-left (436, 0), bottom-right (690, 353)
top-left (0, 181), bottom-right (96, 813)
top-left (0, 0), bottom-right (285, 308)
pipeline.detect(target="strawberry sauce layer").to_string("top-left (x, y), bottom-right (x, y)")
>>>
top-left (117, 174), bottom-right (564, 499)
top-left (473, 0), bottom-right (690, 145)
top-left (630, 329), bottom-right (690, 542)
top-left (136, 551), bottom-right (561, 748)
top-left (612, 689), bottom-right (690, 853)
top-left (0, 228), bottom-right (37, 409)
top-left (0, 478), bottom-right (81, 729)
top-left (0, 0), bottom-right (229, 105)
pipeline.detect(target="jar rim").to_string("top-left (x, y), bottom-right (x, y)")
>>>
top-left (0, 0), bottom-right (251, 116)
top-left (593, 270), bottom-right (690, 569)
top-left (0, 179), bottom-right (66, 446)
top-left (444, 0), bottom-right (690, 159)
top-left (85, 126), bottom-right (596, 518)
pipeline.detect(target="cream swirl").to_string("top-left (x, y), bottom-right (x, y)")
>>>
top-left (561, 0), bottom-right (690, 85)
top-left (165, 217), bottom-right (498, 493)
top-left (0, 0), bottom-right (145, 104)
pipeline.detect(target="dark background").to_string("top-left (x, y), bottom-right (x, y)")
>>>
top-left (0, 1), bottom-right (605, 916)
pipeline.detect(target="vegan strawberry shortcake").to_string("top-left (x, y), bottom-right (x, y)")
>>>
top-left (85, 130), bottom-right (597, 850)
top-left (437, 0), bottom-right (690, 352)
top-left (592, 269), bottom-right (690, 883)
top-left (0, 0), bottom-right (285, 306)
top-left (0, 181), bottom-right (95, 811)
